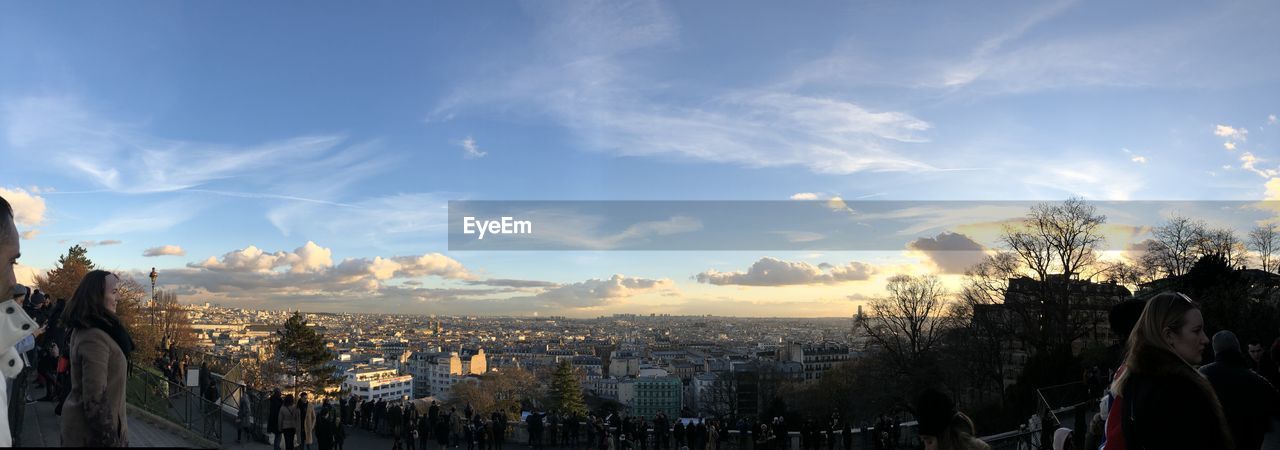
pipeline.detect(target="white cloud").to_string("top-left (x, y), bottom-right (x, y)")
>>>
top-left (76, 197), bottom-right (205, 236)
top-left (1225, 142), bottom-right (1237, 151)
top-left (432, 2), bottom-right (937, 176)
top-left (189, 241), bottom-right (341, 275)
top-left (19, 230), bottom-right (38, 240)
top-left (790, 193), bottom-right (820, 200)
top-left (1016, 160), bottom-right (1143, 200)
top-left (526, 274), bottom-right (675, 308)
top-left (1241, 152), bottom-right (1278, 178)
top-left (2, 97), bottom-right (394, 215)
top-left (1215, 124), bottom-right (1248, 141)
top-left (774, 231), bottom-right (825, 243)
top-left (80, 240), bottom-right (122, 247)
top-left (459, 136), bottom-right (487, 159)
top-left (4, 96), bottom-right (346, 193)
top-left (267, 192), bottom-right (450, 243)
top-left (1266, 178), bottom-right (1280, 201)
top-left (143, 245), bottom-right (187, 257)
top-left (0, 187), bottom-right (46, 227)
top-left (506, 212), bottom-right (703, 250)
top-left (1270, 114), bottom-right (1278, 125)
top-left (826, 196), bottom-right (856, 214)
top-left (695, 257), bottom-right (876, 286)
top-left (1131, 156), bottom-right (1147, 164)
top-left (176, 242), bottom-right (475, 296)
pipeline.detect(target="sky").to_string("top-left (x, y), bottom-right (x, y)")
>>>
top-left (2, 0), bottom-right (1279, 317)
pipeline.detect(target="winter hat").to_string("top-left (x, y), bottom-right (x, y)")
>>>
top-left (912, 387), bottom-right (956, 437)
top-left (1052, 428), bottom-right (1073, 450)
top-left (1212, 330), bottom-right (1241, 357)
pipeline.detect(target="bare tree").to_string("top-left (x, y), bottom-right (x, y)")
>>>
top-left (114, 277), bottom-right (161, 364)
top-left (862, 274), bottom-right (953, 371)
top-left (1000, 198), bottom-right (1111, 354)
top-left (1103, 260), bottom-right (1150, 292)
top-left (698, 375), bottom-right (737, 420)
top-left (1249, 224), bottom-right (1280, 272)
top-left (1003, 199), bottom-right (1107, 280)
top-left (1196, 227), bottom-right (1247, 268)
top-left (1142, 216), bottom-right (1206, 278)
top-left (954, 254), bottom-right (1022, 404)
top-left (151, 290), bottom-right (197, 351)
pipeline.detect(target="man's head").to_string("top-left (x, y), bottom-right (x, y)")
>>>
top-left (1249, 340), bottom-right (1265, 363)
top-left (1, 195), bottom-right (20, 304)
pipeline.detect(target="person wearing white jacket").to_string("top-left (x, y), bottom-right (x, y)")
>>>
top-left (1, 195), bottom-right (40, 447)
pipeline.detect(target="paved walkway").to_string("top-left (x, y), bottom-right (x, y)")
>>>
top-left (18, 382), bottom-right (206, 448)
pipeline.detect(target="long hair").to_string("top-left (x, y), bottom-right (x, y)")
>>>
top-left (1111, 292), bottom-right (1198, 396)
top-left (1111, 291), bottom-right (1233, 448)
top-left (60, 270), bottom-right (121, 329)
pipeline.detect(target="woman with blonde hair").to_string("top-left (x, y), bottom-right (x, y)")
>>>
top-left (912, 388), bottom-right (989, 450)
top-left (1110, 292), bottom-right (1233, 449)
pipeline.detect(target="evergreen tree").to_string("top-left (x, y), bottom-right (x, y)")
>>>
top-left (547, 360), bottom-right (587, 417)
top-left (277, 312), bottom-right (342, 397)
top-left (36, 244), bottom-right (95, 301)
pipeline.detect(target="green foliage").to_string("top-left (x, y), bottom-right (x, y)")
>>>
top-left (276, 312), bottom-right (342, 397)
top-left (547, 360), bottom-right (587, 417)
top-left (36, 244), bottom-right (96, 302)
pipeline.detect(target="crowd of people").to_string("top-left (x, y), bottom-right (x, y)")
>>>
top-left (3, 196), bottom-right (136, 446)
top-left (915, 291), bottom-right (1280, 450)
top-left (1082, 292), bottom-right (1280, 450)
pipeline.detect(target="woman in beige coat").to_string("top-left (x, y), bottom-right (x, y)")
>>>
top-left (280, 395), bottom-right (301, 450)
top-left (299, 392), bottom-right (317, 450)
top-left (59, 270), bottom-right (135, 447)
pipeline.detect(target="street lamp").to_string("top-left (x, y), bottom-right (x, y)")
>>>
top-left (149, 267), bottom-right (158, 305)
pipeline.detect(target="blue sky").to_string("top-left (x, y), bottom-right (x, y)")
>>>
top-left (2, 0), bottom-right (1278, 316)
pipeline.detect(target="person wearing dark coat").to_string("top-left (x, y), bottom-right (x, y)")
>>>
top-left (420, 413), bottom-right (433, 450)
top-left (1112, 293), bottom-right (1234, 450)
top-left (1200, 330), bottom-right (1280, 450)
top-left (464, 414), bottom-right (475, 450)
top-left (436, 415), bottom-right (451, 450)
top-left (271, 389), bottom-right (284, 450)
top-left (316, 407), bottom-right (335, 450)
top-left (653, 413), bottom-right (669, 450)
top-left (490, 411), bottom-right (507, 450)
top-left (334, 409), bottom-right (347, 450)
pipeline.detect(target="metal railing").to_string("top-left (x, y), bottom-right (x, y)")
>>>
top-left (981, 428), bottom-right (1040, 450)
top-left (126, 362), bottom-right (224, 443)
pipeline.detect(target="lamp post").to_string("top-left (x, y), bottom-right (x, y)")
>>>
top-left (149, 267), bottom-right (158, 305)
top-left (149, 267), bottom-right (163, 351)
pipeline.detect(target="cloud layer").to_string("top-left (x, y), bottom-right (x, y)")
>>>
top-left (143, 245), bottom-right (187, 257)
top-left (906, 232), bottom-right (989, 274)
top-left (432, 1), bottom-right (937, 176)
top-left (695, 257), bottom-right (875, 286)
